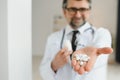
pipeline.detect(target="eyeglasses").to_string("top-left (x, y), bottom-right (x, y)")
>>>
top-left (66, 7), bottom-right (90, 15)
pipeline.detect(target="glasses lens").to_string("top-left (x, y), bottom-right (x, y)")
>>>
top-left (66, 7), bottom-right (89, 14)
top-left (79, 8), bottom-right (89, 12)
top-left (67, 8), bottom-right (77, 14)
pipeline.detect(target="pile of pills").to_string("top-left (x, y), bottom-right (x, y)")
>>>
top-left (64, 40), bottom-right (90, 66)
top-left (73, 54), bottom-right (90, 66)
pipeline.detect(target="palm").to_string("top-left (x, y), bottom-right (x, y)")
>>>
top-left (71, 47), bottom-right (113, 74)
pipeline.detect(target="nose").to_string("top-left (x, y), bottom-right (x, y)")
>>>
top-left (74, 11), bottom-right (82, 18)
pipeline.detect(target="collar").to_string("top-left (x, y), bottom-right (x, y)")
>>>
top-left (65, 22), bottom-right (92, 35)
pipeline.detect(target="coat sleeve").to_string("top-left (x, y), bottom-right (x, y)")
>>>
top-left (82, 28), bottom-right (112, 80)
top-left (92, 27), bottom-right (112, 48)
top-left (92, 28), bottom-right (112, 68)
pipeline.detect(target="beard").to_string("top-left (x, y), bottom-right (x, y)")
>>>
top-left (70, 17), bottom-right (86, 29)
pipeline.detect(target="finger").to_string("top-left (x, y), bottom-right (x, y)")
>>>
top-left (98, 47), bottom-right (113, 55)
top-left (62, 50), bottom-right (72, 58)
top-left (63, 55), bottom-right (70, 63)
top-left (74, 62), bottom-right (80, 72)
top-left (62, 51), bottom-right (72, 63)
top-left (85, 55), bottom-right (97, 72)
top-left (71, 59), bottom-right (76, 66)
top-left (78, 67), bottom-right (85, 75)
top-left (59, 48), bottom-right (68, 55)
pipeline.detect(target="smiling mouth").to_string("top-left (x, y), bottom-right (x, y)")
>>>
top-left (74, 19), bottom-right (81, 23)
top-left (73, 18), bottom-right (82, 24)
top-left (70, 18), bottom-right (86, 28)
top-left (70, 21), bottom-right (81, 28)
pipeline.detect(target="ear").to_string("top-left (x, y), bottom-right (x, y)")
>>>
top-left (63, 9), bottom-right (67, 17)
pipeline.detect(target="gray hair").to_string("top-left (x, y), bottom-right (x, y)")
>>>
top-left (62, 0), bottom-right (92, 9)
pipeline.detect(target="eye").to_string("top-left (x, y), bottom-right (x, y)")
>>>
top-left (70, 8), bottom-right (78, 12)
top-left (66, 7), bottom-right (78, 12)
top-left (79, 8), bottom-right (89, 12)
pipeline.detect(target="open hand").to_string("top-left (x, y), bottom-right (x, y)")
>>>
top-left (71, 47), bottom-right (113, 75)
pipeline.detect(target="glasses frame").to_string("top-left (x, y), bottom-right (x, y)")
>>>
top-left (66, 7), bottom-right (90, 15)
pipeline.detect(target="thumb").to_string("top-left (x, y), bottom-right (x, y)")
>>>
top-left (97, 47), bottom-right (113, 55)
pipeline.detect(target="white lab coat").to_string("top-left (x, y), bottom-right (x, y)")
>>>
top-left (40, 22), bottom-right (112, 80)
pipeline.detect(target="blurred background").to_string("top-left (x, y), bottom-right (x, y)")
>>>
top-left (0, 0), bottom-right (120, 80)
top-left (32, 0), bottom-right (120, 80)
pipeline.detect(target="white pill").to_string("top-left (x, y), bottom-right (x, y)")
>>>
top-left (76, 55), bottom-right (80, 60)
top-left (79, 54), bottom-right (90, 61)
top-left (80, 61), bottom-right (84, 66)
top-left (79, 54), bottom-right (85, 60)
top-left (64, 40), bottom-right (72, 51)
top-left (83, 57), bottom-right (89, 62)
top-left (83, 54), bottom-right (88, 58)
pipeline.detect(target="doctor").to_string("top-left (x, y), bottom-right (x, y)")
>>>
top-left (40, 0), bottom-right (113, 80)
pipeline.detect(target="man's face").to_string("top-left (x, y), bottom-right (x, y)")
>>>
top-left (64, 0), bottom-right (91, 29)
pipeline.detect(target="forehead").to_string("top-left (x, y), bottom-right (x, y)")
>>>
top-left (67, 0), bottom-right (89, 8)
